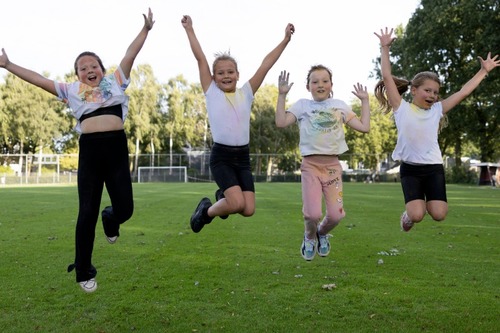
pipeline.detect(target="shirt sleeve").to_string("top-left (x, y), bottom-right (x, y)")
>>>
top-left (114, 66), bottom-right (130, 91)
top-left (54, 81), bottom-right (71, 104)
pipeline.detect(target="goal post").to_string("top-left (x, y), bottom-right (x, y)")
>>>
top-left (138, 166), bottom-right (188, 183)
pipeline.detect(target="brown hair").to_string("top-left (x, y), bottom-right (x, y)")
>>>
top-left (73, 51), bottom-right (106, 78)
top-left (306, 64), bottom-right (333, 98)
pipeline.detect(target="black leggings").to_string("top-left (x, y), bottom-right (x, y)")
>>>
top-left (73, 130), bottom-right (133, 282)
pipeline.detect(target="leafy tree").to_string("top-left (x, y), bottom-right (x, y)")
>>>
top-left (374, 0), bottom-right (500, 163)
top-left (250, 84), bottom-right (299, 175)
top-left (0, 72), bottom-right (69, 174)
top-left (344, 95), bottom-right (397, 170)
top-left (126, 64), bottom-right (164, 176)
top-left (163, 76), bottom-right (208, 151)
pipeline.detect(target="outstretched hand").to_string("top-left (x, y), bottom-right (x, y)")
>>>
top-left (479, 52), bottom-right (500, 74)
top-left (351, 82), bottom-right (369, 101)
top-left (278, 70), bottom-right (294, 95)
top-left (143, 8), bottom-right (155, 31)
top-left (374, 27), bottom-right (396, 47)
top-left (0, 48), bottom-right (9, 68)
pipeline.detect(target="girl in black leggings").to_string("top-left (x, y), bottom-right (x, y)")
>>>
top-left (0, 9), bottom-right (155, 292)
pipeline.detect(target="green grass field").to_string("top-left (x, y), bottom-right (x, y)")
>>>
top-left (0, 182), bottom-right (498, 332)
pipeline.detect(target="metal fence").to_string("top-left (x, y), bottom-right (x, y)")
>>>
top-left (0, 153), bottom-right (390, 186)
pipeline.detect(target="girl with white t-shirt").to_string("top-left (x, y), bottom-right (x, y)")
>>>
top-left (374, 27), bottom-right (499, 232)
top-left (0, 9), bottom-right (155, 292)
top-left (276, 66), bottom-right (371, 261)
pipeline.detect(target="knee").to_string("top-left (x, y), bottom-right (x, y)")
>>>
top-left (303, 212), bottom-right (322, 224)
top-left (427, 203), bottom-right (448, 222)
top-left (114, 203), bottom-right (134, 223)
top-left (226, 197), bottom-right (246, 214)
top-left (241, 207), bottom-right (255, 217)
top-left (407, 210), bottom-right (425, 223)
top-left (323, 213), bottom-right (344, 230)
top-left (429, 210), bottom-right (447, 222)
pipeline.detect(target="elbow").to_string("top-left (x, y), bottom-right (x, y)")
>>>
top-left (275, 119), bottom-right (288, 128)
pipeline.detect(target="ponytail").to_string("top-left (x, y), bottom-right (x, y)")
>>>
top-left (374, 75), bottom-right (411, 113)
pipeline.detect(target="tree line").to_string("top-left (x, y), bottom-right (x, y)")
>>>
top-left (1, 0), bottom-right (498, 176)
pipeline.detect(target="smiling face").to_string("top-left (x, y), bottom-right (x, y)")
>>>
top-left (306, 69), bottom-right (333, 102)
top-left (75, 54), bottom-right (105, 87)
top-left (213, 59), bottom-right (239, 93)
top-left (411, 79), bottom-right (440, 109)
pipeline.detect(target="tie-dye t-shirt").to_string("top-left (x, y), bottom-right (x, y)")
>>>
top-left (392, 100), bottom-right (443, 164)
top-left (54, 66), bottom-right (130, 133)
top-left (205, 81), bottom-right (254, 146)
top-left (288, 98), bottom-right (356, 156)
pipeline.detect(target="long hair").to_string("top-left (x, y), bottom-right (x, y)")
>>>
top-left (374, 71), bottom-right (448, 132)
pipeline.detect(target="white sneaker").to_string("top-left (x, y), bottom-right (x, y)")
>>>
top-left (79, 278), bottom-right (97, 293)
top-left (317, 232), bottom-right (331, 257)
top-left (106, 236), bottom-right (118, 244)
top-left (400, 211), bottom-right (414, 232)
top-left (301, 237), bottom-right (317, 261)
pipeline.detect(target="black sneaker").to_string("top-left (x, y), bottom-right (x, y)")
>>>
top-left (190, 197), bottom-right (212, 233)
top-left (102, 206), bottom-right (119, 244)
top-left (215, 189), bottom-right (229, 220)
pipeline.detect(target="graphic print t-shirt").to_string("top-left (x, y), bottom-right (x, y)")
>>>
top-left (288, 98), bottom-right (356, 156)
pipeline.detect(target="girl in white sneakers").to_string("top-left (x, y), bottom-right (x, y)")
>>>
top-left (0, 9), bottom-right (154, 292)
top-left (276, 66), bottom-right (370, 260)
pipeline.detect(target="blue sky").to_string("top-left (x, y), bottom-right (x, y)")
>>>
top-left (1, 0), bottom-right (420, 104)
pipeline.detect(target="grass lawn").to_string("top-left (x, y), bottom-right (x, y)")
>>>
top-left (0, 182), bottom-right (498, 332)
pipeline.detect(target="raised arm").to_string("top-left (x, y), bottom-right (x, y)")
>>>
top-left (120, 8), bottom-right (155, 79)
top-left (374, 27), bottom-right (401, 111)
top-left (0, 48), bottom-right (57, 95)
top-left (346, 83), bottom-right (370, 133)
top-left (181, 15), bottom-right (212, 93)
top-left (275, 70), bottom-right (297, 128)
top-left (249, 23), bottom-right (295, 95)
top-left (441, 52), bottom-right (500, 113)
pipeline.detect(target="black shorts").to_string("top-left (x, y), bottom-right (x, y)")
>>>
top-left (210, 143), bottom-right (255, 192)
top-left (400, 162), bottom-right (447, 203)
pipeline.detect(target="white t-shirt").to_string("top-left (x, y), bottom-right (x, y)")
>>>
top-left (54, 67), bottom-right (130, 133)
top-left (288, 98), bottom-right (356, 156)
top-left (205, 81), bottom-right (254, 146)
top-left (392, 100), bottom-right (444, 164)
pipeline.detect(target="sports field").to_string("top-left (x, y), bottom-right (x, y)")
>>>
top-left (0, 182), bottom-right (498, 332)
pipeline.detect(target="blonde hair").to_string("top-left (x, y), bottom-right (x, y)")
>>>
top-left (374, 71), bottom-right (448, 132)
top-left (212, 51), bottom-right (238, 74)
